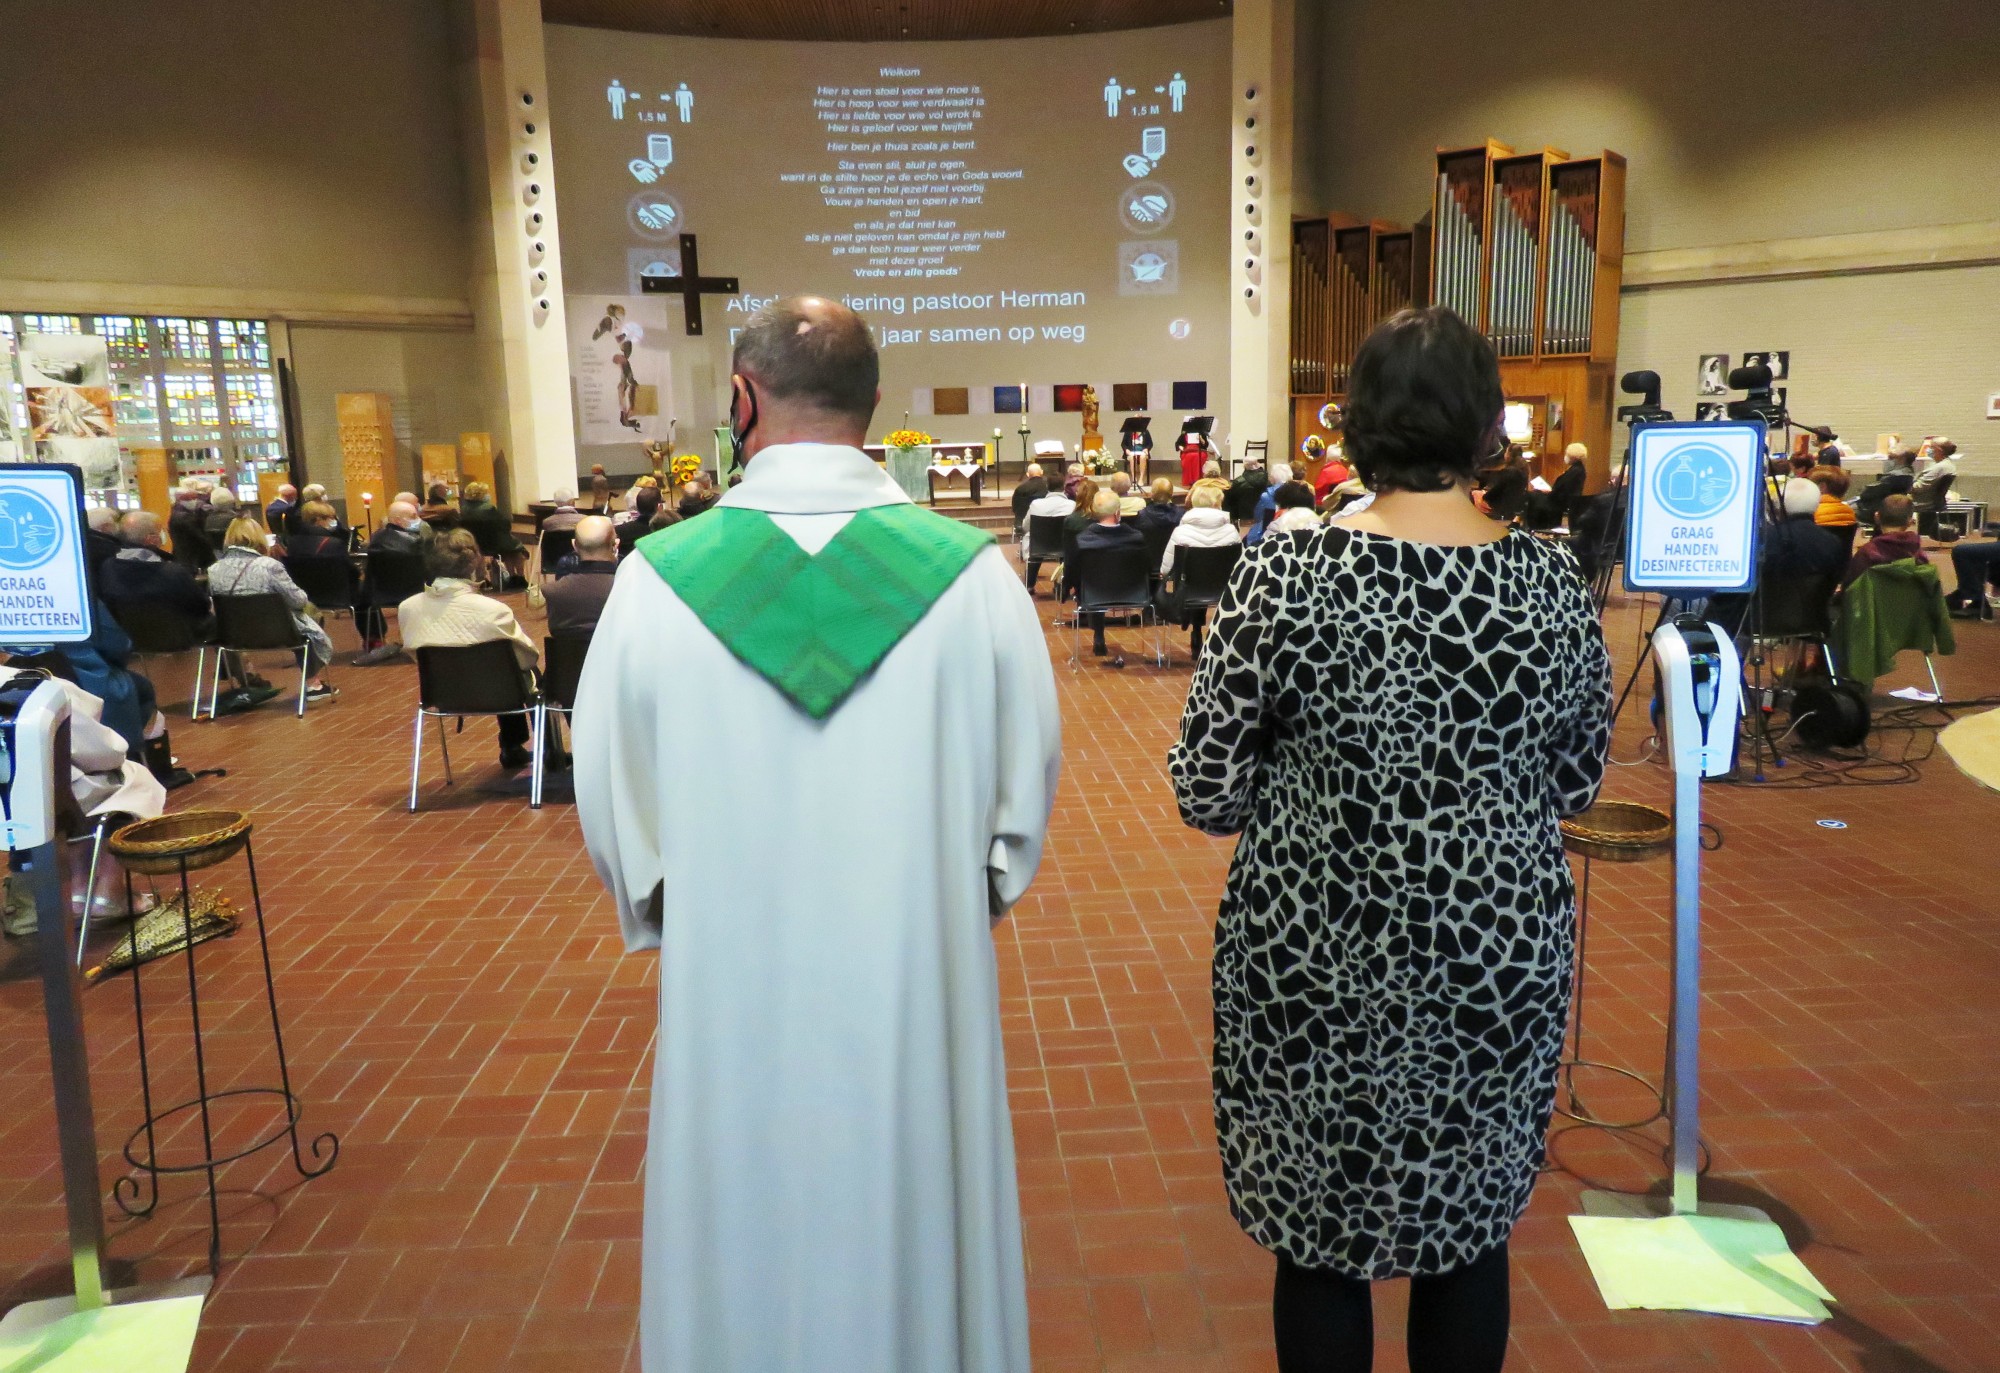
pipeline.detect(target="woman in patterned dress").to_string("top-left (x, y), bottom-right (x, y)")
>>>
top-left (1169, 307), bottom-right (1610, 1372)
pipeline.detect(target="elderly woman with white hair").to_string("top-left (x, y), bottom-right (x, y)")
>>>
top-left (1245, 462), bottom-right (1295, 545)
top-left (1704, 476), bottom-right (1848, 636)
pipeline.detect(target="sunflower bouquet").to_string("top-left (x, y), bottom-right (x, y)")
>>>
top-left (884, 429), bottom-right (934, 450)
top-left (669, 453), bottom-right (701, 488)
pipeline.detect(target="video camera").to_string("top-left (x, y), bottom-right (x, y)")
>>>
top-left (1615, 370), bottom-right (1674, 427)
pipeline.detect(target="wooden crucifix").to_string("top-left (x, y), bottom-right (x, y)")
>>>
top-left (639, 232), bottom-right (740, 337)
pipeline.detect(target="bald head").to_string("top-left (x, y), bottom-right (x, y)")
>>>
top-left (121, 510), bottom-right (164, 547)
top-left (574, 515), bottom-right (616, 560)
top-left (729, 295), bottom-right (880, 458)
top-left (387, 500), bottom-right (420, 526)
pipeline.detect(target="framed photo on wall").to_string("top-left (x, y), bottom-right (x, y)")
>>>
top-left (1697, 355), bottom-right (1729, 396)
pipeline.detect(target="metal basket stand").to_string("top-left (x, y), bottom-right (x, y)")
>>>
top-left (108, 830), bottom-right (337, 1274)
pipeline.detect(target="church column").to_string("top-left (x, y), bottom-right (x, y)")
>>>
top-left (1228, 0), bottom-right (1295, 468)
top-left (464, 0), bottom-right (576, 510)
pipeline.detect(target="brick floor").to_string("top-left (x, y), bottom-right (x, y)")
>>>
top-left (0, 570), bottom-right (1995, 1372)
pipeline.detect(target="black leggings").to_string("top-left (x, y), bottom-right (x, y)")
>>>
top-left (1273, 1243), bottom-right (1510, 1373)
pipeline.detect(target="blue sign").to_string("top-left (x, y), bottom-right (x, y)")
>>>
top-left (1625, 422), bottom-right (1765, 595)
top-left (0, 465), bottom-right (94, 645)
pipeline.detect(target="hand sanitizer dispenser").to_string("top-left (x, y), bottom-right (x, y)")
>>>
top-left (1649, 615), bottom-right (1742, 1214)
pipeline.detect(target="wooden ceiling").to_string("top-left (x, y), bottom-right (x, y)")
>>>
top-left (541, 0), bottom-right (1231, 42)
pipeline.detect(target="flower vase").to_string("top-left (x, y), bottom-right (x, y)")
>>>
top-left (887, 444), bottom-right (931, 502)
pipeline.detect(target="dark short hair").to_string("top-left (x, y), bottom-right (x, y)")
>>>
top-left (1343, 307), bottom-right (1502, 494)
top-left (1809, 466), bottom-right (1851, 498)
top-left (427, 483), bottom-right (449, 504)
top-left (635, 486), bottom-right (662, 516)
top-left (731, 296), bottom-right (879, 423)
top-left (430, 527), bottom-right (480, 580)
top-left (1272, 480), bottom-right (1316, 510)
top-left (648, 507), bottom-right (682, 532)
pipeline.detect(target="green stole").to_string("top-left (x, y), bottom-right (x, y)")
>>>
top-left (636, 503), bottom-right (995, 719)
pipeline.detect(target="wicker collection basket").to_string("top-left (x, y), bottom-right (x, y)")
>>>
top-left (1559, 801), bottom-right (1673, 863)
top-left (108, 811), bottom-right (253, 876)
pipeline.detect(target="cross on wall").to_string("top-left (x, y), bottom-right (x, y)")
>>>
top-left (640, 233), bottom-right (740, 337)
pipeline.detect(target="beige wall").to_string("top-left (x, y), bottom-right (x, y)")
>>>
top-left (0, 0), bottom-right (473, 315)
top-left (1302, 0), bottom-right (2000, 492)
top-left (287, 326), bottom-right (490, 507)
top-left (1308, 0), bottom-right (2000, 254)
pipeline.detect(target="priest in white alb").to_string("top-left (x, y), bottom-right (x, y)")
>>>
top-left (574, 296), bottom-right (1061, 1373)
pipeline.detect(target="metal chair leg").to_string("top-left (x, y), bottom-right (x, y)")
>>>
top-left (529, 706), bottom-right (545, 810)
top-left (295, 654), bottom-right (309, 718)
top-left (206, 648), bottom-right (226, 721)
top-left (190, 647), bottom-right (207, 720)
top-left (408, 709), bottom-right (425, 812)
top-left (438, 719), bottom-right (453, 787)
top-left (73, 821), bottom-right (109, 971)
top-left (1926, 655), bottom-right (1944, 701)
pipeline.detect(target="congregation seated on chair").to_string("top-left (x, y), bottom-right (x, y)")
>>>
top-left (103, 511), bottom-right (214, 630)
top-left (459, 480), bottom-right (526, 586)
top-left (285, 500), bottom-right (360, 602)
top-left (420, 483), bottom-right (460, 530)
top-left (541, 488), bottom-right (585, 532)
top-left (357, 501), bottom-right (431, 664)
top-left (1073, 489), bottom-right (1147, 662)
top-left (1844, 494), bottom-right (1927, 589)
top-left (1011, 464), bottom-right (1049, 529)
top-left (1707, 478), bottom-right (1847, 636)
top-left (1265, 481), bottom-right (1322, 536)
top-left (398, 529), bottom-right (564, 773)
top-left (545, 516), bottom-right (620, 638)
top-left (1159, 483), bottom-right (1241, 578)
top-left (208, 517), bottom-right (338, 708)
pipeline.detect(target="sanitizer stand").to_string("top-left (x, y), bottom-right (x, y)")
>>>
top-left (0, 678), bottom-right (209, 1369)
top-left (1567, 619), bottom-right (1836, 1324)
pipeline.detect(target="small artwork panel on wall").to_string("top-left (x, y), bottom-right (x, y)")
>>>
top-left (1112, 382), bottom-right (1149, 411)
top-left (933, 387), bottom-right (970, 416)
top-left (1053, 384), bottom-right (1086, 413)
top-left (993, 385), bottom-right (1024, 414)
top-left (1697, 355), bottom-right (1728, 397)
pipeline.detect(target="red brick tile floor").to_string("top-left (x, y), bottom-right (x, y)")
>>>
top-left (0, 568), bottom-right (1996, 1372)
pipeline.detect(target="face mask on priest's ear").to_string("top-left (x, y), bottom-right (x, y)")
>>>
top-left (729, 377), bottom-right (759, 466)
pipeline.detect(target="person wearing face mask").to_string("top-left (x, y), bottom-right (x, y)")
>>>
top-left (573, 295), bottom-right (1059, 1373)
top-left (356, 501), bottom-right (428, 663)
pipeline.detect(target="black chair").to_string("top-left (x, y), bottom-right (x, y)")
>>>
top-left (209, 594), bottom-right (311, 719)
top-left (1057, 520), bottom-right (1085, 604)
top-left (616, 519), bottom-right (646, 560)
top-left (1138, 518), bottom-right (1174, 587)
top-left (361, 549), bottom-right (429, 652)
top-left (285, 555), bottom-right (357, 647)
top-left (409, 641), bottom-right (547, 811)
top-left (542, 634), bottom-right (593, 751)
top-left (1022, 514), bottom-right (1067, 595)
top-left (1070, 544), bottom-right (1166, 669)
top-left (109, 600), bottom-right (213, 720)
top-left (1159, 543), bottom-right (1243, 660)
top-left (1915, 473), bottom-right (1956, 536)
top-left (537, 527), bottom-right (576, 580)
top-left (1750, 567), bottom-right (1845, 682)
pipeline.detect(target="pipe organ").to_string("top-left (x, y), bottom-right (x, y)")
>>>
top-left (1290, 139), bottom-right (1626, 492)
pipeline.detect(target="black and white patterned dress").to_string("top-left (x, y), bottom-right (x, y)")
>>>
top-left (1168, 525), bottom-right (1610, 1280)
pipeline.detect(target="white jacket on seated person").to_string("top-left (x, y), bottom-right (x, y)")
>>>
top-left (1160, 506), bottom-right (1241, 576)
top-left (397, 578), bottom-right (539, 671)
